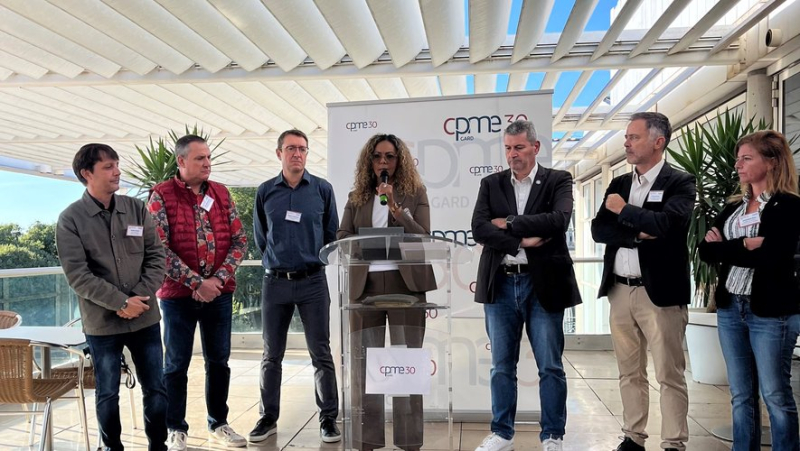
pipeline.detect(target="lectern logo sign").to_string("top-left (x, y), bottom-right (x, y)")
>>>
top-left (366, 348), bottom-right (431, 395)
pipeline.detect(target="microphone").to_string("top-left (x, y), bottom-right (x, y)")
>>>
top-left (379, 170), bottom-right (389, 206)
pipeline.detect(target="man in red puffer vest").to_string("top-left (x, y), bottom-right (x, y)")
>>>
top-left (147, 135), bottom-right (248, 450)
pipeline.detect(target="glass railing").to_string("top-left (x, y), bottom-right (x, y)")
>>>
top-left (0, 259), bottom-right (611, 335)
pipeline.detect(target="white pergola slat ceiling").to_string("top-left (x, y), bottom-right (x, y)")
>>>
top-left (0, 0), bottom-right (795, 186)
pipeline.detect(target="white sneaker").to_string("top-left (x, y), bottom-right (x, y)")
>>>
top-left (475, 433), bottom-right (513, 451)
top-left (209, 424), bottom-right (248, 448)
top-left (542, 437), bottom-right (563, 451)
top-left (167, 430), bottom-right (187, 451)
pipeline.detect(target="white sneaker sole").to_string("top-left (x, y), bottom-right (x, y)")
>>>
top-left (209, 435), bottom-right (248, 448)
top-left (248, 427), bottom-right (277, 443)
top-left (321, 434), bottom-right (342, 444)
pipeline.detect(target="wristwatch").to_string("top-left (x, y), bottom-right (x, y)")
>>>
top-left (505, 215), bottom-right (515, 230)
top-left (119, 300), bottom-right (128, 311)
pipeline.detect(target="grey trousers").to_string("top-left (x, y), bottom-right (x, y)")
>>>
top-left (350, 270), bottom-right (426, 450)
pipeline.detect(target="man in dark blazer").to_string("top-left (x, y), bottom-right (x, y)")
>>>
top-left (591, 112), bottom-right (695, 451)
top-left (471, 120), bottom-right (581, 451)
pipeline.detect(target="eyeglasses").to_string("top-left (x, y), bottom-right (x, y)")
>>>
top-left (371, 153), bottom-right (397, 162)
top-left (282, 146), bottom-right (309, 154)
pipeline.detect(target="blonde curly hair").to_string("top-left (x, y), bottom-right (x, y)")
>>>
top-left (349, 134), bottom-right (424, 207)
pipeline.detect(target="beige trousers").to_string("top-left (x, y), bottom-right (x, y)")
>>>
top-left (609, 282), bottom-right (689, 450)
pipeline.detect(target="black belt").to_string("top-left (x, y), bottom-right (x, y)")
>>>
top-left (265, 266), bottom-right (322, 280)
top-left (615, 275), bottom-right (644, 287)
top-left (502, 264), bottom-right (529, 274)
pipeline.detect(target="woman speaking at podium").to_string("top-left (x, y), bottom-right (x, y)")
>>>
top-left (337, 133), bottom-right (436, 451)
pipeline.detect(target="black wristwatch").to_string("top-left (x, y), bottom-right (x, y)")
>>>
top-left (505, 215), bottom-right (515, 230)
top-left (119, 300), bottom-right (128, 311)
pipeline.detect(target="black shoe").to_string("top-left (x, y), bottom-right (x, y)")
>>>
top-left (249, 417), bottom-right (277, 442)
top-left (320, 418), bottom-right (342, 443)
top-left (614, 437), bottom-right (645, 451)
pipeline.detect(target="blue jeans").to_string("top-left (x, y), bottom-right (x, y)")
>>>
top-left (484, 272), bottom-right (567, 442)
top-left (85, 323), bottom-right (167, 451)
top-left (260, 271), bottom-right (338, 422)
top-left (161, 292), bottom-right (233, 432)
top-left (717, 294), bottom-right (800, 451)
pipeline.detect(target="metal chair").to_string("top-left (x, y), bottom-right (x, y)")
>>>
top-left (0, 310), bottom-right (21, 329)
top-left (0, 338), bottom-right (84, 451)
top-left (42, 318), bottom-right (139, 450)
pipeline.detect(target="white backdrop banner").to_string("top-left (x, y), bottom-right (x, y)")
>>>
top-left (327, 91), bottom-right (553, 416)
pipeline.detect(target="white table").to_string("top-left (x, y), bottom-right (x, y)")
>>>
top-left (0, 326), bottom-right (87, 450)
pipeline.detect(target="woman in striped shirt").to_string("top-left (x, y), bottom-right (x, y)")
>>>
top-left (699, 130), bottom-right (800, 451)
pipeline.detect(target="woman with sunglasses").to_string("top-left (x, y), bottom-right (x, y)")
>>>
top-left (337, 133), bottom-right (436, 451)
top-left (698, 130), bottom-right (800, 450)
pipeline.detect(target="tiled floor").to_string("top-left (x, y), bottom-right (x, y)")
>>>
top-left (1, 348), bottom-right (796, 450)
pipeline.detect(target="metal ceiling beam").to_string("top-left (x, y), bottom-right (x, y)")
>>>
top-left (540, 71), bottom-right (560, 90)
top-left (576, 69), bottom-right (628, 127)
top-left (669, 0), bottom-right (741, 55)
top-left (0, 130), bottom-right (329, 145)
top-left (601, 68), bottom-right (662, 127)
top-left (553, 71), bottom-right (593, 125)
top-left (589, 129), bottom-right (621, 152)
top-left (511, 0), bottom-right (555, 63)
top-left (261, 0), bottom-right (346, 70)
top-left (506, 72), bottom-right (529, 92)
top-left (564, 131), bottom-right (597, 156)
top-left (591, 0), bottom-right (643, 61)
top-left (5, 0), bottom-right (157, 75)
top-left (439, 75), bottom-right (468, 96)
top-left (209, 0), bottom-right (306, 72)
top-left (0, 46), bottom-right (739, 87)
top-left (551, 131), bottom-right (573, 153)
top-left (474, 74), bottom-right (497, 94)
top-left (635, 67), bottom-right (700, 113)
top-left (49, 0), bottom-right (194, 75)
top-left (103, 0), bottom-right (230, 73)
top-left (368, 0), bottom-right (426, 68)
top-left (419, 0), bottom-right (464, 67)
top-left (628, 0), bottom-right (693, 59)
top-left (315, 0), bottom-right (384, 69)
top-left (468, 0), bottom-right (512, 63)
top-left (709, 0), bottom-right (787, 55)
top-left (0, 3), bottom-right (121, 77)
top-left (552, 0), bottom-right (599, 62)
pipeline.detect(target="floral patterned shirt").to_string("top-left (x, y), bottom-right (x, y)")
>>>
top-left (147, 180), bottom-right (246, 291)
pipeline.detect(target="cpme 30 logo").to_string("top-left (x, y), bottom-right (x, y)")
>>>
top-left (345, 120), bottom-right (378, 132)
top-left (443, 114), bottom-right (528, 141)
top-left (379, 365), bottom-right (417, 376)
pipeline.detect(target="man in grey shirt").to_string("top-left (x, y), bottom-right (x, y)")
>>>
top-left (57, 143), bottom-right (168, 451)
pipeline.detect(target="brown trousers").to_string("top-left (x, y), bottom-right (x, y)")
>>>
top-left (609, 282), bottom-right (689, 450)
top-left (350, 270), bottom-right (426, 451)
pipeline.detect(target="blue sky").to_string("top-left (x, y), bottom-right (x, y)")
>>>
top-left (0, 171), bottom-right (86, 227)
top-left (0, 0), bottom-right (619, 229)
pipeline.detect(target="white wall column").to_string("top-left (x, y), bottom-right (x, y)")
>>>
top-left (746, 69), bottom-right (773, 126)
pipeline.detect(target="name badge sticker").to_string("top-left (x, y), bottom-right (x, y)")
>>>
top-left (126, 225), bottom-right (144, 237)
top-left (285, 211), bottom-right (302, 223)
top-left (200, 195), bottom-right (214, 211)
top-left (739, 212), bottom-right (761, 227)
top-left (647, 190), bottom-right (664, 202)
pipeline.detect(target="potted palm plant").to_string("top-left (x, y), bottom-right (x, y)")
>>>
top-left (123, 125), bottom-right (225, 198)
top-left (667, 109), bottom-right (771, 384)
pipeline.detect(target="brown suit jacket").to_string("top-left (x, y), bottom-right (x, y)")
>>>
top-left (337, 186), bottom-right (437, 300)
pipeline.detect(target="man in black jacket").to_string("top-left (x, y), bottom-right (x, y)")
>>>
top-left (471, 120), bottom-right (581, 451)
top-left (591, 112), bottom-right (695, 451)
